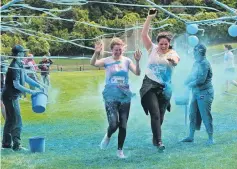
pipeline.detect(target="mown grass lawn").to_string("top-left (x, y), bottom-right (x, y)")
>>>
top-left (1, 70), bottom-right (237, 169)
top-left (30, 42), bottom-right (237, 72)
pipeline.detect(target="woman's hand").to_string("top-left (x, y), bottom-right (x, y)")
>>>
top-left (167, 58), bottom-right (176, 65)
top-left (134, 50), bottom-right (142, 62)
top-left (90, 41), bottom-right (105, 67)
top-left (167, 55), bottom-right (179, 66)
top-left (94, 41), bottom-right (103, 54)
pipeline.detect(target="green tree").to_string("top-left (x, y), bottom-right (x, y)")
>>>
top-left (0, 33), bottom-right (26, 55)
top-left (73, 20), bottom-right (103, 53)
top-left (59, 8), bottom-right (89, 33)
top-left (26, 36), bottom-right (50, 55)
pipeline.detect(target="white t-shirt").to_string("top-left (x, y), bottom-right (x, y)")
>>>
top-left (224, 51), bottom-right (235, 69)
top-left (146, 43), bottom-right (179, 84)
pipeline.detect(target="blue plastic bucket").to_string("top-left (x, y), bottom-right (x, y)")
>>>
top-left (31, 92), bottom-right (48, 113)
top-left (29, 136), bottom-right (45, 153)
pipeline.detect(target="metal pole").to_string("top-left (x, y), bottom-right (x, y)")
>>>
top-left (185, 105), bottom-right (188, 126)
top-left (83, 53), bottom-right (84, 71)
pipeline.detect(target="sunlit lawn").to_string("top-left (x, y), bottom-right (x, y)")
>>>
top-left (1, 70), bottom-right (237, 169)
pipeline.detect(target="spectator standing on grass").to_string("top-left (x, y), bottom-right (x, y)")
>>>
top-left (223, 44), bottom-right (237, 92)
top-left (38, 53), bottom-right (53, 87)
top-left (181, 44), bottom-right (214, 145)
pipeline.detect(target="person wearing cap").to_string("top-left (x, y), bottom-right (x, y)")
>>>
top-left (38, 53), bottom-right (53, 86)
top-left (23, 53), bottom-right (39, 90)
top-left (1, 45), bottom-right (45, 151)
top-left (181, 44), bottom-right (214, 145)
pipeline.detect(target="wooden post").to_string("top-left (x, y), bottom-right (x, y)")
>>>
top-left (83, 53), bottom-right (84, 71)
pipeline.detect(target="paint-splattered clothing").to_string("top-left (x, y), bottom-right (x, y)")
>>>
top-left (102, 56), bottom-right (134, 103)
top-left (2, 59), bottom-right (41, 149)
top-left (140, 43), bottom-right (179, 114)
top-left (140, 44), bottom-right (179, 145)
top-left (186, 58), bottom-right (214, 134)
top-left (145, 43), bottom-right (179, 86)
top-left (186, 58), bottom-right (213, 93)
top-left (102, 56), bottom-right (133, 150)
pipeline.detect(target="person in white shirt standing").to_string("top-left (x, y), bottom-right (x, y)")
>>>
top-left (224, 44), bottom-right (237, 92)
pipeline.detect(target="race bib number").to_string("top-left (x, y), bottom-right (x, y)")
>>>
top-left (110, 76), bottom-right (125, 84)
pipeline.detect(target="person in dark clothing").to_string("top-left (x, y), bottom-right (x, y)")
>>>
top-left (181, 44), bottom-right (214, 145)
top-left (140, 9), bottom-right (180, 152)
top-left (38, 54), bottom-right (53, 86)
top-left (1, 56), bottom-right (8, 120)
top-left (1, 45), bottom-right (45, 151)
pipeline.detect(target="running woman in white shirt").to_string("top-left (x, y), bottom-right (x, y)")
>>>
top-left (140, 8), bottom-right (180, 152)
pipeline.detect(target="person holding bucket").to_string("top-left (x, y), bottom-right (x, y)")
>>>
top-left (140, 9), bottom-right (180, 152)
top-left (90, 38), bottom-right (141, 158)
top-left (1, 45), bottom-right (45, 151)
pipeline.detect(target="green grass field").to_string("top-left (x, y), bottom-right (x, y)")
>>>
top-left (1, 70), bottom-right (237, 169)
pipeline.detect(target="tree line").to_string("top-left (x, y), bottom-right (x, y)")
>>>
top-left (1, 0), bottom-right (236, 56)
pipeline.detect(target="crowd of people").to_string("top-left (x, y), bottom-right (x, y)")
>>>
top-left (0, 9), bottom-right (236, 158)
top-left (89, 9), bottom-right (236, 158)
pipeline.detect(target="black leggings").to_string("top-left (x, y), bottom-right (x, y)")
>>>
top-left (143, 89), bottom-right (170, 144)
top-left (105, 101), bottom-right (130, 150)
